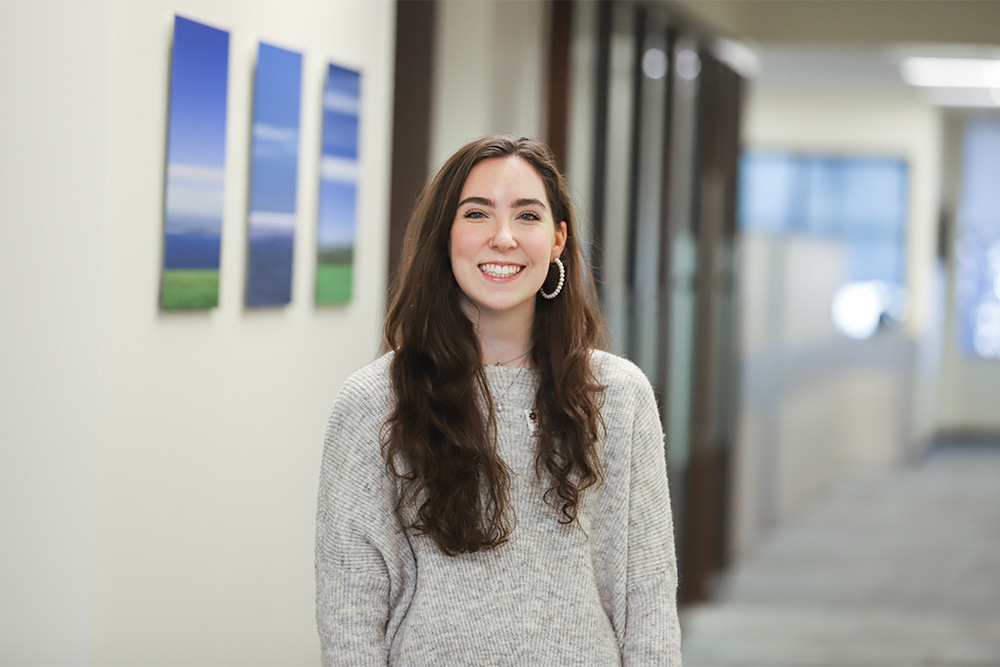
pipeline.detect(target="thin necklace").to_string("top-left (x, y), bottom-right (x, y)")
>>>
top-left (492, 364), bottom-right (525, 408)
top-left (492, 350), bottom-right (531, 367)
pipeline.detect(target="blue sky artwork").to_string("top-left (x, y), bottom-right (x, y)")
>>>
top-left (315, 63), bottom-right (361, 305)
top-left (317, 64), bottom-right (361, 253)
top-left (161, 16), bottom-right (229, 310)
top-left (246, 42), bottom-right (303, 307)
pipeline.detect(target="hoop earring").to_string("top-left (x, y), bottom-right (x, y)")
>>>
top-left (539, 257), bottom-right (565, 299)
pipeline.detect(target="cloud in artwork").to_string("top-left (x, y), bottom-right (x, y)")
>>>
top-left (168, 163), bottom-right (226, 186)
top-left (249, 210), bottom-right (296, 235)
top-left (320, 156), bottom-right (359, 183)
top-left (252, 123), bottom-right (299, 157)
top-left (165, 162), bottom-right (225, 230)
top-left (323, 90), bottom-right (360, 115)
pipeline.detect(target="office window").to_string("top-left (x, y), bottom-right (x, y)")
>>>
top-left (738, 150), bottom-right (909, 338)
top-left (955, 118), bottom-right (1000, 359)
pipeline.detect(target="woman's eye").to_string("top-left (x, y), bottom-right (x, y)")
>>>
top-left (463, 210), bottom-right (486, 219)
top-left (519, 211), bottom-right (541, 221)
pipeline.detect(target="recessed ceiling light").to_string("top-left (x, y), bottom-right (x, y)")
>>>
top-left (900, 57), bottom-right (1000, 88)
top-left (676, 49), bottom-right (701, 81)
top-left (642, 48), bottom-right (668, 80)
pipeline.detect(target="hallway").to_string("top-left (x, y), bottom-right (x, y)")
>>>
top-left (680, 443), bottom-right (1000, 666)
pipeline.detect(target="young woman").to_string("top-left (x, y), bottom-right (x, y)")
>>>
top-left (316, 135), bottom-right (681, 665)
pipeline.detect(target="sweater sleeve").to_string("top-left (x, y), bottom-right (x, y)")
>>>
top-left (623, 374), bottom-right (682, 666)
top-left (315, 372), bottom-right (411, 666)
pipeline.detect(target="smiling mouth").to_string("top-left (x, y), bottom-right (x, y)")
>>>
top-left (479, 263), bottom-right (524, 278)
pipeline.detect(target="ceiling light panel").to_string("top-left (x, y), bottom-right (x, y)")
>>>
top-left (900, 57), bottom-right (1000, 88)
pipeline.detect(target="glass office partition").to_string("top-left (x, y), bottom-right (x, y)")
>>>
top-left (566, 0), bottom-right (745, 603)
top-left (598, 1), bottom-right (638, 355)
top-left (628, 11), bottom-right (671, 381)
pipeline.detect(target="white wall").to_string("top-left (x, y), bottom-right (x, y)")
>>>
top-left (1, 3), bottom-right (111, 663)
top-left (745, 86), bottom-right (943, 338)
top-left (0, 1), bottom-right (395, 664)
top-left (429, 0), bottom-right (548, 171)
top-left (732, 83), bottom-right (942, 555)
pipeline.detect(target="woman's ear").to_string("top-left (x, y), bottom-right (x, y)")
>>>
top-left (551, 221), bottom-right (568, 261)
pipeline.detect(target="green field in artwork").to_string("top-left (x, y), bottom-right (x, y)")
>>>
top-left (316, 262), bottom-right (353, 304)
top-left (161, 269), bottom-right (220, 310)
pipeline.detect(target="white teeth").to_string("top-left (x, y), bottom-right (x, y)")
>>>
top-left (480, 263), bottom-right (523, 278)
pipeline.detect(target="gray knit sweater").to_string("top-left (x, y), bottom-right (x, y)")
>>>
top-left (316, 351), bottom-right (681, 666)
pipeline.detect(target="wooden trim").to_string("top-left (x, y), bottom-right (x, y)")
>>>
top-left (654, 26), bottom-right (678, 422)
top-left (589, 0), bottom-right (612, 287)
top-left (624, 6), bottom-right (646, 359)
top-left (688, 49), bottom-right (716, 465)
top-left (546, 0), bottom-right (573, 170)
top-left (680, 50), bottom-right (721, 604)
top-left (680, 446), bottom-right (725, 603)
top-left (387, 0), bottom-right (436, 292)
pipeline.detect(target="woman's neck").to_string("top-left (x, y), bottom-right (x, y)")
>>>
top-left (466, 304), bottom-right (534, 367)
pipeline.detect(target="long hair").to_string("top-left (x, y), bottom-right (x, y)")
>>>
top-left (382, 134), bottom-right (608, 555)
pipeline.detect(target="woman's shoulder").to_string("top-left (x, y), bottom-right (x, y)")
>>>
top-left (589, 352), bottom-right (661, 449)
top-left (589, 349), bottom-right (658, 422)
top-left (589, 349), bottom-right (652, 392)
top-left (324, 353), bottom-right (394, 464)
top-left (321, 356), bottom-right (396, 486)
top-left (330, 352), bottom-right (394, 416)
top-left (340, 351), bottom-right (393, 389)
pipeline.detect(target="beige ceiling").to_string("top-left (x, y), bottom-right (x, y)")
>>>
top-left (671, 0), bottom-right (1000, 47)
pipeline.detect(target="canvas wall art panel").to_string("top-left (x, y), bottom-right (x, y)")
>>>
top-left (316, 63), bottom-right (361, 305)
top-left (245, 42), bottom-right (303, 307)
top-left (161, 16), bottom-right (230, 310)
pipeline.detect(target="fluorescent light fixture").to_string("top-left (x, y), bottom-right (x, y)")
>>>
top-left (900, 57), bottom-right (1000, 88)
top-left (713, 38), bottom-right (760, 79)
top-left (922, 87), bottom-right (1000, 108)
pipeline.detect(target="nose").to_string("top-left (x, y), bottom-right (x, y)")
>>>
top-left (489, 219), bottom-right (517, 250)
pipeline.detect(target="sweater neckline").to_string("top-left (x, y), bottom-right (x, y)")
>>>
top-left (483, 363), bottom-right (538, 377)
top-left (482, 363), bottom-right (537, 400)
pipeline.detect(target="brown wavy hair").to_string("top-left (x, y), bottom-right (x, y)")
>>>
top-left (382, 134), bottom-right (608, 555)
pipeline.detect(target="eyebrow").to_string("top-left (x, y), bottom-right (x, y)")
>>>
top-left (457, 196), bottom-right (493, 208)
top-left (514, 197), bottom-right (547, 210)
top-left (456, 196), bottom-right (548, 210)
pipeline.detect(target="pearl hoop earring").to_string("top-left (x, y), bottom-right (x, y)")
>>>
top-left (538, 257), bottom-right (565, 299)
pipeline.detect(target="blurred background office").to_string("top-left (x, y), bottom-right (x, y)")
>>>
top-left (1, 0), bottom-right (998, 665)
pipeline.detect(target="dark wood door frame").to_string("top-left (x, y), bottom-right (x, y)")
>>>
top-left (387, 0), bottom-right (436, 292)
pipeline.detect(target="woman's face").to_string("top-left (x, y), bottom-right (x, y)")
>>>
top-left (449, 156), bottom-right (567, 327)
